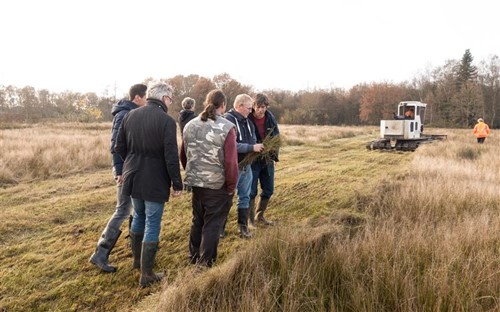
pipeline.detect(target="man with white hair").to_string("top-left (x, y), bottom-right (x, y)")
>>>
top-left (223, 94), bottom-right (264, 238)
top-left (115, 81), bottom-right (183, 287)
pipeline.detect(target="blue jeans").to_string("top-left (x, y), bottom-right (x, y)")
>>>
top-left (236, 165), bottom-right (253, 209)
top-left (130, 198), bottom-right (165, 242)
top-left (250, 161), bottom-right (275, 200)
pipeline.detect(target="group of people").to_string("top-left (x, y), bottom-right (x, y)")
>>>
top-left (89, 82), bottom-right (280, 287)
top-left (88, 81), bottom-right (492, 287)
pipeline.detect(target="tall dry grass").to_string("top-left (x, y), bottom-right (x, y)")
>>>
top-left (0, 122), bottom-right (111, 185)
top-left (0, 123), bottom-right (385, 311)
top-left (280, 125), bottom-right (376, 146)
top-left (148, 129), bottom-right (500, 311)
top-left (3, 122), bottom-right (498, 311)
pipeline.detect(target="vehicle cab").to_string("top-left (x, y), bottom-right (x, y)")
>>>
top-left (381, 101), bottom-right (427, 140)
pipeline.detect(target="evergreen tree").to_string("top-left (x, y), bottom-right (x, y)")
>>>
top-left (456, 49), bottom-right (478, 87)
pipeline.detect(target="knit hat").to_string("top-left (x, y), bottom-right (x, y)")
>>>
top-left (478, 118), bottom-right (484, 123)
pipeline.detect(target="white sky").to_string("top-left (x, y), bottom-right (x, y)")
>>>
top-left (1, 0), bottom-right (499, 97)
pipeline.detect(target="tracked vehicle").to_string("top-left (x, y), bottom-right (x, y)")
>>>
top-left (367, 101), bottom-right (446, 151)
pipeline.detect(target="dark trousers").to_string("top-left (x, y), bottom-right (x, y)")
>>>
top-left (189, 186), bottom-right (232, 267)
top-left (477, 137), bottom-right (486, 144)
top-left (250, 161), bottom-right (275, 200)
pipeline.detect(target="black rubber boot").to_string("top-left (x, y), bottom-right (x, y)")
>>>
top-left (89, 226), bottom-right (122, 273)
top-left (219, 217), bottom-right (227, 239)
top-left (256, 197), bottom-right (274, 226)
top-left (139, 242), bottom-right (164, 287)
top-left (130, 231), bottom-right (143, 270)
top-left (248, 198), bottom-right (256, 228)
top-left (237, 208), bottom-right (253, 239)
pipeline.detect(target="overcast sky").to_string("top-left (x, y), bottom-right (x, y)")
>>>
top-left (1, 0), bottom-right (499, 97)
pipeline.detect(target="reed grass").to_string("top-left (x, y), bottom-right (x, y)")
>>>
top-left (0, 122), bottom-right (111, 185)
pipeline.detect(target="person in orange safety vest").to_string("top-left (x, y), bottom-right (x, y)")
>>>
top-left (404, 107), bottom-right (414, 119)
top-left (473, 118), bottom-right (490, 144)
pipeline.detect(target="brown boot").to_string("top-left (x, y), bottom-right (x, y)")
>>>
top-left (256, 197), bottom-right (274, 226)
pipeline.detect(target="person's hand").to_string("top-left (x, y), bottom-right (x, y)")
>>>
top-left (115, 175), bottom-right (124, 186)
top-left (253, 144), bottom-right (264, 153)
top-left (172, 190), bottom-right (182, 197)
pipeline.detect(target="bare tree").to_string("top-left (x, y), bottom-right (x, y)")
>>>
top-left (478, 55), bottom-right (500, 127)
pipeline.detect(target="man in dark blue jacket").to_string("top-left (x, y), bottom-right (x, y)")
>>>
top-left (116, 81), bottom-right (183, 287)
top-left (90, 83), bottom-right (147, 273)
top-left (248, 93), bottom-right (280, 226)
top-left (223, 94), bottom-right (264, 238)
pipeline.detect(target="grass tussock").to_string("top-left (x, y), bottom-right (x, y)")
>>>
top-left (456, 145), bottom-right (481, 160)
top-left (150, 227), bottom-right (345, 312)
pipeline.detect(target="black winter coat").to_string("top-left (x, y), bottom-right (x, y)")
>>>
top-left (115, 99), bottom-right (183, 203)
top-left (178, 109), bottom-right (196, 135)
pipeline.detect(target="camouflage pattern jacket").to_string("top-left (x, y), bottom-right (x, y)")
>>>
top-left (181, 115), bottom-right (238, 193)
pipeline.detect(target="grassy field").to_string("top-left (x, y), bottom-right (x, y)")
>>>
top-left (1, 123), bottom-right (497, 311)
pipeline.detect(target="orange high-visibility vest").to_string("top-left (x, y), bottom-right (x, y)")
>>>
top-left (473, 122), bottom-right (490, 138)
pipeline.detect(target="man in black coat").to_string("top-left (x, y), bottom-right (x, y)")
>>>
top-left (115, 81), bottom-right (183, 287)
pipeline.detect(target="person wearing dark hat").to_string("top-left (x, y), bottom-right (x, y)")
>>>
top-left (89, 83), bottom-right (147, 273)
top-left (115, 81), bottom-right (183, 287)
top-left (473, 118), bottom-right (490, 144)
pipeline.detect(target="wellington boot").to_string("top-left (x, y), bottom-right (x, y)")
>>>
top-left (89, 226), bottom-right (122, 273)
top-left (248, 198), bottom-right (256, 228)
top-left (238, 224), bottom-right (253, 239)
top-left (248, 198), bottom-right (255, 228)
top-left (256, 197), bottom-right (274, 226)
top-left (237, 208), bottom-right (253, 238)
top-left (130, 231), bottom-right (143, 270)
top-left (139, 242), bottom-right (164, 287)
top-left (219, 218), bottom-right (227, 239)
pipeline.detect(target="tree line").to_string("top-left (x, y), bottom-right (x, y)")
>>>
top-left (1, 50), bottom-right (498, 128)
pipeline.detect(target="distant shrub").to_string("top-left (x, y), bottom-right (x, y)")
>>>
top-left (0, 168), bottom-right (17, 186)
top-left (456, 146), bottom-right (481, 160)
